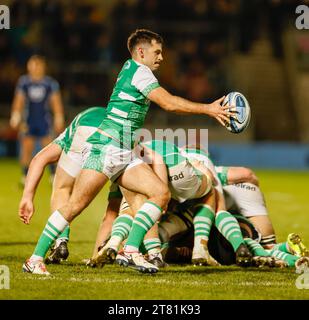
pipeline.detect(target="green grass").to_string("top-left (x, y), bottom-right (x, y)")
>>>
top-left (0, 158), bottom-right (309, 300)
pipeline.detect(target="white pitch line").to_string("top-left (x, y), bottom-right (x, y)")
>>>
top-left (15, 275), bottom-right (288, 287)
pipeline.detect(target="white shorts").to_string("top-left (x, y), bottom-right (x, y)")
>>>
top-left (168, 160), bottom-right (206, 203)
top-left (82, 132), bottom-right (144, 182)
top-left (58, 126), bottom-right (97, 178)
top-left (185, 153), bottom-right (223, 194)
top-left (223, 183), bottom-right (268, 217)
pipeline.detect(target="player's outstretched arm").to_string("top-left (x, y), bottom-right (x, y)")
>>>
top-left (147, 87), bottom-right (234, 127)
top-left (19, 143), bottom-right (62, 224)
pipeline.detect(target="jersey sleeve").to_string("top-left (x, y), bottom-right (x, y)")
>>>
top-left (215, 166), bottom-right (229, 186)
top-left (15, 76), bottom-right (27, 96)
top-left (131, 65), bottom-right (160, 97)
top-left (52, 128), bottom-right (68, 150)
top-left (50, 78), bottom-right (60, 93)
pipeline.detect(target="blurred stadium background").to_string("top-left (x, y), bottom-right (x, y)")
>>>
top-left (0, 0), bottom-right (309, 169)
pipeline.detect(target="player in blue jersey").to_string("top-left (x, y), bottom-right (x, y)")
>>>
top-left (10, 55), bottom-right (65, 185)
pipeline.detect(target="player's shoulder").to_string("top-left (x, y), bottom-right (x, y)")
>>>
top-left (136, 62), bottom-right (153, 75)
top-left (17, 74), bottom-right (30, 85)
top-left (125, 59), bottom-right (153, 75)
top-left (43, 75), bottom-right (58, 84)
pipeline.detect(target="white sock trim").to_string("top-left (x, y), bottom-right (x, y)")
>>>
top-left (48, 210), bottom-right (69, 232)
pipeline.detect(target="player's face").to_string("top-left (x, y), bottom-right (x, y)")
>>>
top-left (27, 59), bottom-right (46, 78)
top-left (141, 40), bottom-right (163, 71)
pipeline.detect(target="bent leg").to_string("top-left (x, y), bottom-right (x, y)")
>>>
top-left (58, 169), bottom-right (109, 222)
top-left (117, 163), bottom-right (171, 253)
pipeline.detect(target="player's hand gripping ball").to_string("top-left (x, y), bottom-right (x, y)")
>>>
top-left (222, 92), bottom-right (251, 133)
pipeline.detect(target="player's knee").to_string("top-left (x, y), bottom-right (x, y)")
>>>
top-left (241, 167), bottom-right (259, 186)
top-left (160, 187), bottom-right (171, 206)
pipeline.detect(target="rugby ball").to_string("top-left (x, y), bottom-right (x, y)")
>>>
top-left (222, 92), bottom-right (251, 134)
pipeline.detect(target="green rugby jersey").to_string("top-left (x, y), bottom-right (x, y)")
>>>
top-left (54, 107), bottom-right (106, 152)
top-left (99, 59), bottom-right (160, 146)
top-left (143, 140), bottom-right (187, 168)
top-left (184, 147), bottom-right (210, 160)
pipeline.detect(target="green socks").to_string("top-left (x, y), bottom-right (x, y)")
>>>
top-left (108, 214), bottom-right (133, 250)
top-left (215, 211), bottom-right (245, 252)
top-left (244, 238), bottom-right (271, 257)
top-left (193, 204), bottom-right (215, 248)
top-left (270, 249), bottom-right (298, 267)
top-left (31, 211), bottom-right (69, 261)
top-left (58, 226), bottom-right (70, 242)
top-left (125, 201), bottom-right (162, 252)
top-left (272, 242), bottom-right (291, 254)
top-left (143, 238), bottom-right (162, 255)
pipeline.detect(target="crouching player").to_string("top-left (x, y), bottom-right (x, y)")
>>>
top-left (215, 165), bottom-right (309, 262)
top-left (91, 139), bottom-right (254, 269)
top-left (158, 155), bottom-right (309, 269)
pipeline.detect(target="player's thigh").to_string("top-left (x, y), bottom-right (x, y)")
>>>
top-left (51, 166), bottom-right (75, 212)
top-left (69, 169), bottom-right (109, 211)
top-left (117, 163), bottom-right (170, 199)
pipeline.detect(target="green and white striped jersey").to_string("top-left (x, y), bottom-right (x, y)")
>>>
top-left (54, 107), bottom-right (106, 152)
top-left (143, 140), bottom-right (187, 168)
top-left (99, 59), bottom-right (160, 146)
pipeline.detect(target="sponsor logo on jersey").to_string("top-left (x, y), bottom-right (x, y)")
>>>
top-left (234, 183), bottom-right (256, 191)
top-left (169, 171), bottom-right (184, 181)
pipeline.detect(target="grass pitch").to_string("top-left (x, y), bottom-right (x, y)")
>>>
top-left (0, 158), bottom-right (309, 300)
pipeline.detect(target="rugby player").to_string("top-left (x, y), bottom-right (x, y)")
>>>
top-left (19, 107), bottom-right (120, 266)
top-left (10, 55), bottom-right (65, 185)
top-left (21, 29), bottom-right (234, 274)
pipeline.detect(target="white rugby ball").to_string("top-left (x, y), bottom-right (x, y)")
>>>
top-left (222, 92), bottom-right (251, 134)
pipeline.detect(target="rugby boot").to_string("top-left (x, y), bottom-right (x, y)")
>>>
top-left (92, 244), bottom-right (117, 267)
top-left (45, 241), bottom-right (69, 264)
top-left (148, 251), bottom-right (169, 268)
top-left (235, 244), bottom-right (253, 267)
top-left (192, 240), bottom-right (220, 266)
top-left (116, 251), bottom-right (158, 274)
top-left (22, 259), bottom-right (50, 275)
top-left (287, 233), bottom-right (309, 257)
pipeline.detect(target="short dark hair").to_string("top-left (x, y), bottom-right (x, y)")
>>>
top-left (28, 55), bottom-right (46, 64)
top-left (127, 29), bottom-right (163, 54)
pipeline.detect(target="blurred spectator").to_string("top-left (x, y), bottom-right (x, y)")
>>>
top-left (9, 55), bottom-right (65, 185)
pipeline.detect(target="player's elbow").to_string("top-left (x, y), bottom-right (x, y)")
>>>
top-left (158, 99), bottom-right (176, 112)
top-left (240, 167), bottom-right (259, 186)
